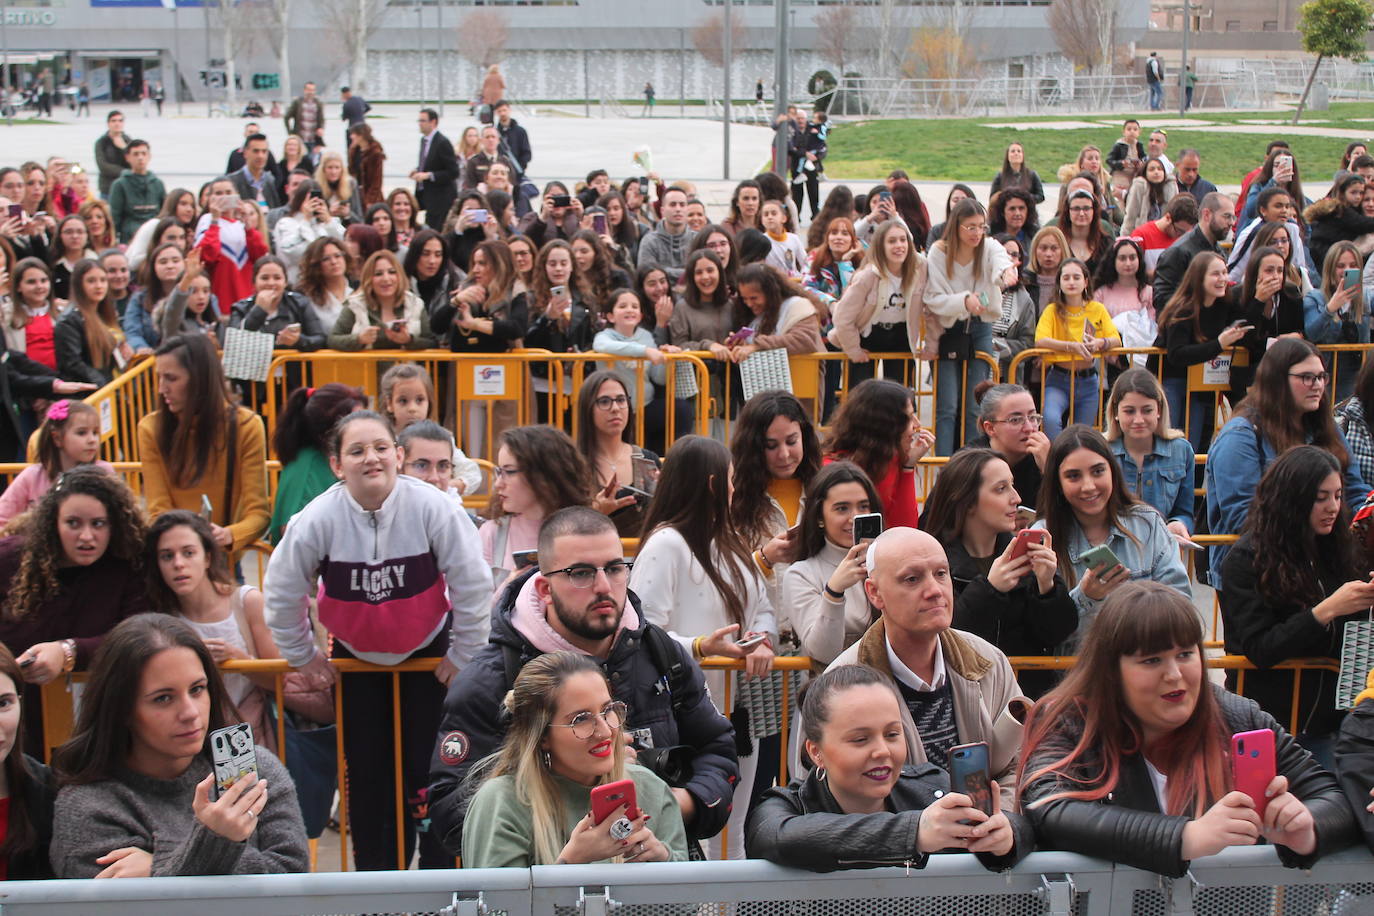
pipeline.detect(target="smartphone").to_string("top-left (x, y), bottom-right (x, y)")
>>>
top-left (6, 203), bottom-right (20, 220)
top-left (593, 213), bottom-right (607, 235)
top-left (1008, 528), bottom-right (1047, 561)
top-left (735, 632), bottom-right (768, 651)
top-left (512, 549), bottom-right (539, 571)
top-left (1077, 544), bottom-right (1121, 574)
top-left (1226, 319), bottom-right (1252, 330)
top-left (977, 291), bottom-right (989, 309)
top-left (1015, 505), bottom-right (1037, 527)
top-left (307, 189), bottom-right (324, 202)
top-left (590, 778), bottom-right (640, 826)
top-left (199, 494), bottom-right (214, 523)
top-left (284, 322), bottom-right (301, 333)
top-left (1277, 155), bottom-right (1293, 171)
top-left (550, 284), bottom-right (567, 301)
top-left (389, 319), bottom-right (407, 332)
top-left (209, 723), bottom-right (258, 801)
top-left (468, 208), bottom-right (489, 224)
top-left (551, 194), bottom-right (572, 208)
top-left (949, 741), bottom-right (994, 817)
top-left (877, 190), bottom-right (893, 202)
top-left (1231, 728), bottom-right (1276, 819)
top-left (1345, 268), bottom-right (1362, 292)
top-left (220, 194), bottom-right (242, 212)
top-left (852, 512), bottom-right (883, 545)
top-left (638, 176), bottom-right (649, 194)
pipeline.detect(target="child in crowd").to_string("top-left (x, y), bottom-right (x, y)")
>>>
top-left (0, 399), bottom-right (112, 524)
top-left (760, 199), bottom-right (808, 279)
top-left (1035, 258), bottom-right (1120, 437)
top-left (592, 287), bottom-right (678, 403)
top-left (379, 363), bottom-right (481, 501)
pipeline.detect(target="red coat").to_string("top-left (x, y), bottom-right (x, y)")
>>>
top-left (194, 219), bottom-right (269, 313)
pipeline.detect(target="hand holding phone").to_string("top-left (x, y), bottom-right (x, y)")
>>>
top-left (735, 632), bottom-right (768, 651)
top-left (1231, 729), bottom-right (1276, 820)
top-left (1344, 268), bottom-right (1362, 293)
top-left (852, 512), bottom-right (883, 546)
top-left (590, 778), bottom-right (640, 826)
top-left (1008, 528), bottom-right (1046, 561)
top-left (949, 742), bottom-right (993, 817)
top-left (209, 723), bottom-right (259, 801)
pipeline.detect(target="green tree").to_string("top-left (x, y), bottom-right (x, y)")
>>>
top-left (1293, 0), bottom-right (1374, 123)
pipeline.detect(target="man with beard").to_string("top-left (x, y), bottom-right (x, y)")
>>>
top-left (427, 506), bottom-right (738, 856)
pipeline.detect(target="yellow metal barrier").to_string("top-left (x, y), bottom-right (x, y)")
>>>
top-left (33, 645), bottom-right (1335, 870)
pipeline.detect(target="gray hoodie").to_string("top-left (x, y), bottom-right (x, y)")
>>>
top-left (636, 221), bottom-right (691, 281)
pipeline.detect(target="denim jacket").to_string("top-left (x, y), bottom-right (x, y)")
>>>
top-left (1033, 505), bottom-right (1192, 648)
top-left (1110, 435), bottom-right (1196, 533)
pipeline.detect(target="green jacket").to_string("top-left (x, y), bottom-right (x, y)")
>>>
top-left (108, 169), bottom-right (167, 243)
top-left (461, 763), bottom-right (689, 868)
top-left (268, 447), bottom-right (337, 545)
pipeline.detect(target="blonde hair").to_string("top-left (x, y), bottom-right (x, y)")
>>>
top-left (314, 150), bottom-right (356, 203)
top-left (862, 219), bottom-right (923, 302)
top-left (472, 652), bottom-right (627, 865)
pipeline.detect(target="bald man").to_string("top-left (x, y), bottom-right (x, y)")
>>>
top-left (800, 527), bottom-right (1029, 805)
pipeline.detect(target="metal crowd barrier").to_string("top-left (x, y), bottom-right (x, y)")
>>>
top-left (32, 648), bottom-right (1344, 874)
top-left (1, 847), bottom-right (1370, 914)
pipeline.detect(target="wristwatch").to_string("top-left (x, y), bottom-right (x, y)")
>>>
top-left (59, 639), bottom-right (77, 673)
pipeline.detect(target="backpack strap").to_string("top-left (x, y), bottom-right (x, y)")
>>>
top-left (642, 622), bottom-right (688, 717)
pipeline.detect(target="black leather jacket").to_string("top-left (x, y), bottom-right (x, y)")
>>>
top-left (1335, 693), bottom-right (1374, 855)
top-left (1020, 684), bottom-right (1357, 877)
top-left (746, 763), bottom-right (1033, 872)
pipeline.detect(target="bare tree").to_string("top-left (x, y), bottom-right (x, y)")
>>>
top-left (815, 4), bottom-right (860, 76)
top-left (263, 0), bottom-right (293, 108)
top-left (455, 9), bottom-right (510, 71)
top-left (316, 0), bottom-right (389, 94)
top-left (1048, 0), bottom-right (1118, 74)
top-left (214, 0), bottom-right (260, 111)
top-left (691, 11), bottom-right (745, 69)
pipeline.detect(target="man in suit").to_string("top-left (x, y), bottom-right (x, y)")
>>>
top-left (410, 108), bottom-right (459, 231)
top-left (229, 133), bottom-right (284, 209)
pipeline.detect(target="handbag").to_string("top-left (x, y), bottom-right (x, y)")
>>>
top-left (937, 319), bottom-right (973, 361)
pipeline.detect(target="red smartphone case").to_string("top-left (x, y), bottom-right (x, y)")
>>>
top-left (1231, 728), bottom-right (1276, 819)
top-left (590, 778), bottom-right (640, 825)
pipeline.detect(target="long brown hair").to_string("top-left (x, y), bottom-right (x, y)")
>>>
top-left (730, 390), bottom-right (822, 549)
top-left (1235, 337), bottom-right (1348, 466)
top-left (824, 378), bottom-right (916, 486)
top-left (919, 448), bottom-right (1005, 542)
top-left (1157, 251), bottom-right (1228, 344)
top-left (491, 425), bottom-right (591, 520)
top-left (53, 614), bottom-right (236, 786)
top-left (640, 435), bottom-right (753, 629)
top-left (1018, 581), bottom-right (1231, 818)
top-left (470, 239), bottom-right (515, 311)
top-left (1037, 425), bottom-right (1142, 587)
top-left (70, 258), bottom-right (118, 371)
top-left (143, 510), bottom-right (236, 612)
top-left (153, 334), bottom-right (235, 488)
top-left (297, 237), bottom-right (352, 305)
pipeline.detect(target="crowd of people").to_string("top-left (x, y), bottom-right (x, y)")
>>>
top-left (0, 98), bottom-right (1373, 892)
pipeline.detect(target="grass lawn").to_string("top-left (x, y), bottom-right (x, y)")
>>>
top-left (825, 103), bottom-right (1374, 184)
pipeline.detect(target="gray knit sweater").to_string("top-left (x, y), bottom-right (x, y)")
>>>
top-left (50, 748), bottom-right (309, 878)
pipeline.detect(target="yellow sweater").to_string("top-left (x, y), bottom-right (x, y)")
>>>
top-left (137, 406), bottom-right (270, 556)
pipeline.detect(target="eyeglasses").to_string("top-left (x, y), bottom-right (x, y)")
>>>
top-left (405, 458), bottom-right (453, 475)
top-left (594, 395), bottom-right (629, 411)
top-left (493, 465), bottom-right (523, 479)
top-left (1068, 206), bottom-right (1094, 214)
top-left (543, 560), bottom-right (633, 588)
top-left (548, 701), bottom-right (629, 740)
top-left (1289, 372), bottom-right (1329, 388)
top-left (960, 223), bottom-right (988, 234)
top-left (992, 412), bottom-right (1043, 429)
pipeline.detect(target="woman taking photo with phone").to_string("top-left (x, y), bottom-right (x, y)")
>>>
top-left (747, 664), bottom-right (1029, 871)
top-left (1303, 241), bottom-right (1367, 402)
top-left (781, 462), bottom-right (882, 666)
top-left (272, 181), bottom-right (344, 285)
top-left (462, 651), bottom-right (688, 867)
top-left (630, 435), bottom-right (776, 859)
top-left (1206, 338), bottom-right (1367, 589)
top-left (1034, 425), bottom-right (1190, 644)
top-left (1018, 581), bottom-right (1354, 877)
top-left (1220, 446), bottom-right (1374, 764)
top-left (1104, 368), bottom-right (1197, 540)
top-left (1154, 251), bottom-right (1247, 450)
top-left (50, 613), bottom-right (308, 877)
top-left (921, 448), bottom-right (1076, 698)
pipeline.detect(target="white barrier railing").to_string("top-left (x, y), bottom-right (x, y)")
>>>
top-left (0, 846), bottom-right (1370, 915)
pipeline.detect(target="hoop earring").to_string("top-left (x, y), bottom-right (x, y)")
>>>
top-left (814, 765), bottom-right (827, 783)
top-left (542, 750), bottom-right (551, 769)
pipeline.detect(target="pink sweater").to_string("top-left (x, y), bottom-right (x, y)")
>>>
top-left (0, 461), bottom-right (117, 525)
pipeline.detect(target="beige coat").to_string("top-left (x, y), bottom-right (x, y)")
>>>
top-left (827, 261), bottom-right (934, 360)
